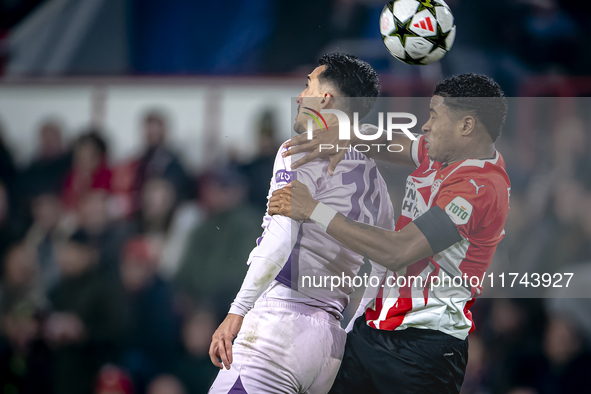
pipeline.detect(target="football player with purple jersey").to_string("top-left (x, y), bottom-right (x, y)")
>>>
top-left (208, 53), bottom-right (395, 394)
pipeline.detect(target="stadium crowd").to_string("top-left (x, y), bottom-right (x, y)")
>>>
top-left (0, 104), bottom-right (589, 394)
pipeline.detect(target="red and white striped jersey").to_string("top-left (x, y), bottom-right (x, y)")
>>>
top-left (365, 134), bottom-right (511, 340)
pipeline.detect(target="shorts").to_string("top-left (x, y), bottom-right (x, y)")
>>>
top-left (328, 316), bottom-right (468, 394)
top-left (209, 299), bottom-right (347, 394)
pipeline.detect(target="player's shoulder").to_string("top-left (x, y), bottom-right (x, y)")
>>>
top-left (452, 153), bottom-right (509, 188)
top-left (440, 165), bottom-right (509, 217)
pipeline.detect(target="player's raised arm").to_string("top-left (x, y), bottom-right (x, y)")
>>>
top-left (269, 180), bottom-right (463, 272)
top-left (283, 123), bottom-right (418, 173)
top-left (209, 144), bottom-right (318, 370)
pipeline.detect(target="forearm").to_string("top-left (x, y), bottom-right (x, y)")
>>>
top-left (322, 212), bottom-right (431, 272)
top-left (229, 216), bottom-right (300, 316)
top-left (229, 256), bottom-right (284, 316)
top-left (325, 213), bottom-right (399, 269)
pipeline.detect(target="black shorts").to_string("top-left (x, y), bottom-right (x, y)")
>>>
top-left (328, 316), bottom-right (469, 394)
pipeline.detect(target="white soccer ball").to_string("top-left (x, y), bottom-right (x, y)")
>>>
top-left (379, 0), bottom-right (456, 65)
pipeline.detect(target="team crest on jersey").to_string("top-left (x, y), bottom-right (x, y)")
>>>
top-left (275, 169), bottom-right (292, 185)
top-left (431, 178), bottom-right (443, 194)
top-left (445, 196), bottom-right (472, 225)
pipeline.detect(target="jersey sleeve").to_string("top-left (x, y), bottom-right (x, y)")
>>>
top-left (411, 134), bottom-right (428, 168)
top-left (433, 174), bottom-right (500, 240)
top-left (228, 142), bottom-right (318, 316)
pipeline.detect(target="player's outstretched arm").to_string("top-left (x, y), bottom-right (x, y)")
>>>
top-left (209, 217), bottom-right (300, 370)
top-left (269, 180), bottom-right (462, 272)
top-left (209, 144), bottom-right (308, 370)
top-left (268, 180), bottom-right (429, 271)
top-left (322, 214), bottom-right (431, 271)
top-left (283, 124), bottom-right (416, 174)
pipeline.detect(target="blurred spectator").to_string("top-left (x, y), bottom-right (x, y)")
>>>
top-left (23, 193), bottom-right (71, 293)
top-left (95, 364), bottom-right (133, 394)
top-left (110, 161), bottom-right (139, 219)
top-left (470, 299), bottom-right (547, 394)
top-left (62, 131), bottom-right (111, 211)
top-left (130, 178), bottom-right (202, 279)
top-left (74, 191), bottom-right (129, 274)
top-left (460, 334), bottom-right (489, 394)
top-left (238, 109), bottom-right (280, 213)
top-left (0, 243), bottom-right (45, 315)
top-left (0, 301), bottom-right (52, 394)
top-left (18, 119), bottom-right (71, 201)
top-left (0, 181), bottom-right (22, 266)
top-left (131, 178), bottom-right (177, 237)
top-left (0, 121), bottom-right (17, 194)
top-left (174, 167), bottom-right (261, 317)
top-left (519, 0), bottom-right (579, 74)
top-left (132, 110), bottom-right (193, 211)
top-left (119, 237), bottom-right (178, 393)
top-left (171, 308), bottom-right (218, 393)
top-left (511, 117), bottom-right (591, 275)
top-left (46, 232), bottom-right (129, 394)
top-left (146, 374), bottom-right (186, 394)
top-left (510, 314), bottom-right (591, 393)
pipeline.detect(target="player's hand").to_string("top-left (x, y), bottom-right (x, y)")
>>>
top-left (269, 180), bottom-right (318, 220)
top-left (282, 127), bottom-right (351, 175)
top-left (209, 314), bottom-right (243, 370)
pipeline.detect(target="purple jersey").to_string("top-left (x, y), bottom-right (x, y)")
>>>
top-left (257, 141), bottom-right (395, 316)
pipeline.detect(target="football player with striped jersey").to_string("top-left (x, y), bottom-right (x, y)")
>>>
top-left (273, 73), bottom-right (510, 394)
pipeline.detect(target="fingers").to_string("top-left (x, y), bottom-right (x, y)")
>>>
top-left (219, 335), bottom-right (232, 370)
top-left (271, 186), bottom-right (292, 198)
top-left (209, 338), bottom-right (223, 369)
top-left (284, 133), bottom-right (308, 148)
top-left (269, 204), bottom-right (278, 215)
top-left (269, 188), bottom-right (292, 216)
top-left (283, 144), bottom-right (313, 157)
top-left (328, 149), bottom-right (347, 176)
top-left (224, 334), bottom-right (234, 367)
top-left (269, 198), bottom-right (289, 216)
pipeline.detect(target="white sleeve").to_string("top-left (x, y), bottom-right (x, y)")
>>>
top-left (228, 143), bottom-right (317, 316)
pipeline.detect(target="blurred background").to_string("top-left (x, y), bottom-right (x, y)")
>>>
top-left (0, 0), bottom-right (591, 393)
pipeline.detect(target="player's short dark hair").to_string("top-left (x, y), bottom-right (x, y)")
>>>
top-left (434, 73), bottom-right (507, 141)
top-left (318, 53), bottom-right (380, 118)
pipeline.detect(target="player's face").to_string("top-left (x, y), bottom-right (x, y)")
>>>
top-left (294, 65), bottom-right (328, 134)
top-left (422, 95), bottom-right (463, 163)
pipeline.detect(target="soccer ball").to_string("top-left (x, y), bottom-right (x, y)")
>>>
top-left (379, 0), bottom-right (456, 65)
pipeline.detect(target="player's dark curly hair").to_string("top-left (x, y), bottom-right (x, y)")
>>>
top-left (318, 53), bottom-right (380, 118)
top-left (434, 73), bottom-right (507, 142)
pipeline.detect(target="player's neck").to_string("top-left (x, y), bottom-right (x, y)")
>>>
top-left (320, 121), bottom-right (341, 132)
top-left (447, 143), bottom-right (495, 165)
